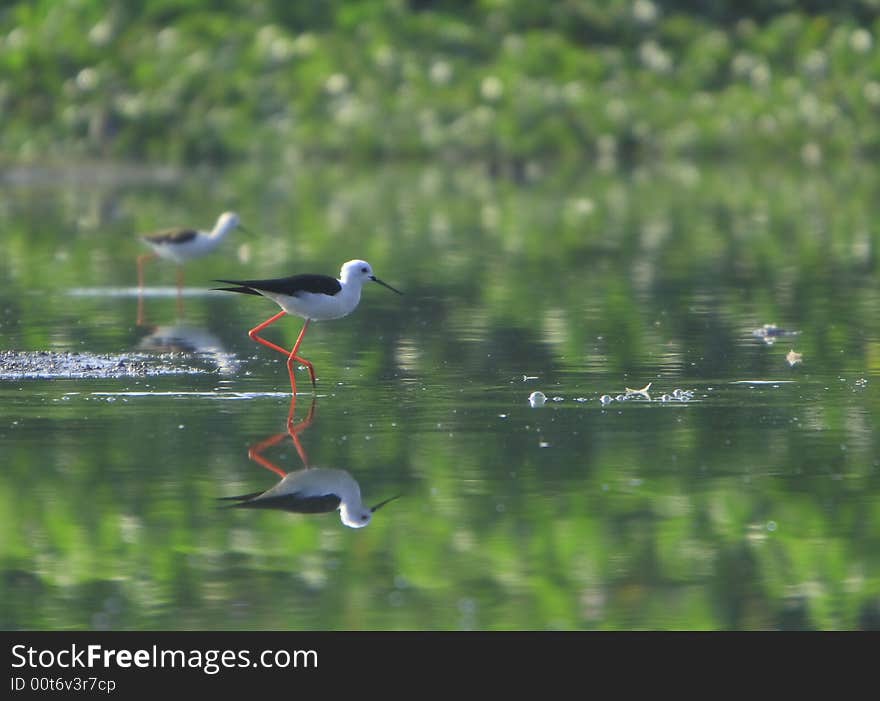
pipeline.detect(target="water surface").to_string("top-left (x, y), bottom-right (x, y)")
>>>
top-left (1, 161), bottom-right (878, 630)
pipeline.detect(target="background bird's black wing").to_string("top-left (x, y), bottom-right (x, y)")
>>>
top-left (143, 228), bottom-right (198, 244)
top-left (214, 274), bottom-right (341, 296)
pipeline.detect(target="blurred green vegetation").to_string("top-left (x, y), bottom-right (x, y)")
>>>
top-left (2, 0), bottom-right (880, 165)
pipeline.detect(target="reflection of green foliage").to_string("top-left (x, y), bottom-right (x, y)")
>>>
top-left (3, 1), bottom-right (880, 163)
top-left (1, 157), bottom-right (879, 630)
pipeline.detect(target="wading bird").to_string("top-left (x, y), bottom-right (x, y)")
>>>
top-left (137, 211), bottom-right (246, 323)
top-left (214, 259), bottom-right (402, 394)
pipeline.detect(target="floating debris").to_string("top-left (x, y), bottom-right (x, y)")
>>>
top-left (599, 385), bottom-right (694, 406)
top-left (528, 391), bottom-right (547, 408)
top-left (752, 324), bottom-right (801, 345)
top-left (624, 382), bottom-right (652, 400)
top-left (785, 349), bottom-right (803, 367)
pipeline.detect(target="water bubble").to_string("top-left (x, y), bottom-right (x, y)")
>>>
top-left (528, 391), bottom-right (547, 408)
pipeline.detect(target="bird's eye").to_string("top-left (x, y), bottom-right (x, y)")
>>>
top-left (361, 266), bottom-right (368, 273)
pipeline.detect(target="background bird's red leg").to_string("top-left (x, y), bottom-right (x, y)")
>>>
top-left (137, 252), bottom-right (156, 290)
top-left (136, 252), bottom-right (156, 326)
top-left (176, 267), bottom-right (185, 317)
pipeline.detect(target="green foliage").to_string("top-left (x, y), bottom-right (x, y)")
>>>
top-left (2, 1), bottom-right (880, 164)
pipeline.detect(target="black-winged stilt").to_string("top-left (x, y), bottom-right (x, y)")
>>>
top-left (214, 259), bottom-right (402, 394)
top-left (137, 211), bottom-right (246, 323)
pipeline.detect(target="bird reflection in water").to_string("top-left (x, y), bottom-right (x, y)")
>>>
top-left (221, 398), bottom-right (400, 528)
top-left (136, 322), bottom-right (240, 376)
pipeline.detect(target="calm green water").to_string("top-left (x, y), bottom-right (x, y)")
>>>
top-left (1, 160), bottom-right (878, 630)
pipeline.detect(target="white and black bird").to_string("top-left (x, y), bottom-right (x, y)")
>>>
top-left (139, 211), bottom-right (244, 268)
top-left (214, 259), bottom-right (402, 393)
top-left (221, 467), bottom-right (400, 529)
top-left (137, 211), bottom-right (247, 323)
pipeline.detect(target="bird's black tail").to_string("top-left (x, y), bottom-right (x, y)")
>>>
top-left (217, 491), bottom-right (265, 507)
top-left (212, 280), bottom-right (261, 295)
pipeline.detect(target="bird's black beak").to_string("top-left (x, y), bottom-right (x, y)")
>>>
top-left (370, 276), bottom-right (403, 295)
top-left (370, 494), bottom-right (402, 512)
top-left (238, 224), bottom-right (252, 235)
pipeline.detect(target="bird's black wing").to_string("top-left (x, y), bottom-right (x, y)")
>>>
top-left (218, 490), bottom-right (267, 504)
top-left (213, 273), bottom-right (342, 297)
top-left (143, 228), bottom-right (198, 245)
top-left (221, 491), bottom-right (342, 514)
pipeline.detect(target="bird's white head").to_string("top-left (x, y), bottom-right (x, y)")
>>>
top-left (339, 259), bottom-right (374, 285)
top-left (339, 259), bottom-right (403, 294)
top-left (340, 506), bottom-right (373, 529)
top-left (339, 494), bottom-right (401, 529)
top-left (213, 211), bottom-right (241, 237)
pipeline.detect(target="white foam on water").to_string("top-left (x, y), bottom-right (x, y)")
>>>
top-left (730, 380), bottom-right (796, 385)
top-left (89, 390), bottom-right (292, 399)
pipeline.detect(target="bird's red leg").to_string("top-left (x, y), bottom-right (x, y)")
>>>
top-left (248, 311), bottom-right (298, 393)
top-left (247, 396), bottom-right (317, 476)
top-left (248, 311), bottom-right (291, 356)
top-left (287, 319), bottom-right (316, 390)
top-left (247, 430), bottom-right (290, 479)
top-left (286, 396), bottom-right (316, 467)
top-left (137, 252), bottom-right (156, 290)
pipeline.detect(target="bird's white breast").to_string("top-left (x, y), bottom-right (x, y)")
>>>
top-left (149, 234), bottom-right (221, 264)
top-left (265, 468), bottom-right (362, 502)
top-left (269, 287), bottom-right (362, 321)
